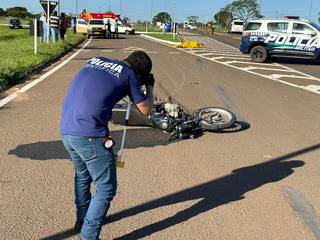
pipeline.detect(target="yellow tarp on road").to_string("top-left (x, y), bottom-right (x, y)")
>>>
top-left (171, 41), bottom-right (204, 48)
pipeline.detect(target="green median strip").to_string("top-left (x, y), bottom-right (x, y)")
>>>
top-left (0, 25), bottom-right (84, 91)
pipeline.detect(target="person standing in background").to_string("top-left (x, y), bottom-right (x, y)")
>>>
top-left (161, 23), bottom-right (166, 34)
top-left (166, 21), bottom-right (171, 33)
top-left (71, 17), bottom-right (76, 34)
top-left (113, 19), bottom-right (119, 38)
top-left (59, 12), bottom-right (68, 42)
top-left (106, 19), bottom-right (111, 38)
top-left (211, 25), bottom-right (215, 35)
top-left (39, 12), bottom-right (48, 43)
top-left (50, 10), bottom-right (60, 43)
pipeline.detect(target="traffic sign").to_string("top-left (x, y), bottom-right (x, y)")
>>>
top-left (40, 1), bottom-right (58, 15)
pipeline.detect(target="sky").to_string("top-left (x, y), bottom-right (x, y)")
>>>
top-left (1, 0), bottom-right (319, 24)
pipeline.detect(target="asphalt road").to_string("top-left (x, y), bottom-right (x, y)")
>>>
top-left (1, 32), bottom-right (320, 240)
top-left (193, 28), bottom-right (320, 78)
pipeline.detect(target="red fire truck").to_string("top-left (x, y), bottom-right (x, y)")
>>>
top-left (80, 12), bottom-right (129, 26)
top-left (77, 12), bottom-right (135, 36)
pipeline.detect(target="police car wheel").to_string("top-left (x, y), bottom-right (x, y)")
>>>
top-left (125, 30), bottom-right (129, 35)
top-left (250, 45), bottom-right (268, 63)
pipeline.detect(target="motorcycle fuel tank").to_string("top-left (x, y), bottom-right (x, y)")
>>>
top-left (111, 104), bottom-right (151, 126)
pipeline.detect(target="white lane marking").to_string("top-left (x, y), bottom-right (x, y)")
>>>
top-left (199, 52), bottom-right (244, 56)
top-left (123, 46), bottom-right (146, 51)
top-left (225, 61), bottom-right (270, 66)
top-left (241, 67), bottom-right (292, 72)
top-left (146, 51), bottom-right (158, 54)
top-left (0, 39), bottom-right (92, 108)
top-left (101, 50), bottom-right (113, 52)
top-left (210, 56), bottom-right (250, 61)
top-left (273, 62), bottom-right (319, 80)
top-left (0, 93), bottom-right (18, 107)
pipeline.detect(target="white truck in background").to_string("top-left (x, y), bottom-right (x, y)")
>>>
top-left (225, 18), bottom-right (244, 34)
top-left (183, 21), bottom-right (195, 29)
top-left (103, 18), bottom-right (135, 35)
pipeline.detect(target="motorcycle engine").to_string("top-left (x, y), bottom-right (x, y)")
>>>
top-left (163, 103), bottom-right (180, 118)
top-left (151, 112), bottom-right (173, 132)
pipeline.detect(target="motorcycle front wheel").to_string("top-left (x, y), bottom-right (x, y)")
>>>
top-left (197, 107), bottom-right (236, 131)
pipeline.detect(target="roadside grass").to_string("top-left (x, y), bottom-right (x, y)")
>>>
top-left (134, 24), bottom-right (180, 42)
top-left (134, 24), bottom-right (161, 33)
top-left (0, 25), bottom-right (84, 91)
top-left (142, 33), bottom-right (180, 42)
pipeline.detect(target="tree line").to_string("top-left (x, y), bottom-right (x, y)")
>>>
top-left (2, 2), bottom-right (320, 26)
top-left (185, 0), bottom-right (320, 27)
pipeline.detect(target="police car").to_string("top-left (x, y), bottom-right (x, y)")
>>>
top-left (239, 16), bottom-right (320, 63)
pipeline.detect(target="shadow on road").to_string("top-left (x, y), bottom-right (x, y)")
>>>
top-left (275, 58), bottom-right (320, 65)
top-left (35, 143), bottom-right (320, 240)
top-left (7, 128), bottom-right (171, 161)
top-left (7, 122), bottom-right (249, 161)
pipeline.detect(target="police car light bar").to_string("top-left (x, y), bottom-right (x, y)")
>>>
top-left (284, 16), bottom-right (300, 19)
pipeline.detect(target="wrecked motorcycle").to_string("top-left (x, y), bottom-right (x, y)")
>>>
top-left (111, 96), bottom-right (236, 141)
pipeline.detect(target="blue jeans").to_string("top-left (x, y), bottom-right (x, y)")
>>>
top-left (51, 27), bottom-right (59, 43)
top-left (40, 24), bottom-right (46, 42)
top-left (61, 135), bottom-right (117, 240)
top-left (40, 25), bottom-right (51, 43)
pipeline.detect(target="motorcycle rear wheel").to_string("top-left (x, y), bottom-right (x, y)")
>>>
top-left (198, 107), bottom-right (236, 131)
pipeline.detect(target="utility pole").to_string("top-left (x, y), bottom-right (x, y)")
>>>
top-left (76, 0), bottom-right (78, 18)
top-left (309, 0), bottom-right (313, 20)
top-left (165, 0), bottom-right (171, 23)
top-left (150, 0), bottom-right (153, 27)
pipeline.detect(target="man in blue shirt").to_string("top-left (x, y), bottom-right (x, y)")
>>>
top-left (61, 51), bottom-right (154, 240)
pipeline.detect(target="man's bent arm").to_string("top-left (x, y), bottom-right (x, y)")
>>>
top-left (135, 86), bottom-right (154, 116)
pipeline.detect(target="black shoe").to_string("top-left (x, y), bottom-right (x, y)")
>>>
top-left (74, 220), bottom-right (84, 233)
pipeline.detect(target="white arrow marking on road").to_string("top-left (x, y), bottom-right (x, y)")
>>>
top-left (123, 46), bottom-right (146, 51)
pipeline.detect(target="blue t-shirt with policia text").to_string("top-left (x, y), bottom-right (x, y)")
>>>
top-left (60, 57), bottom-right (147, 137)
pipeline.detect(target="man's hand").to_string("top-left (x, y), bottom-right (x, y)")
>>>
top-left (141, 73), bottom-right (155, 88)
top-left (146, 73), bottom-right (155, 88)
